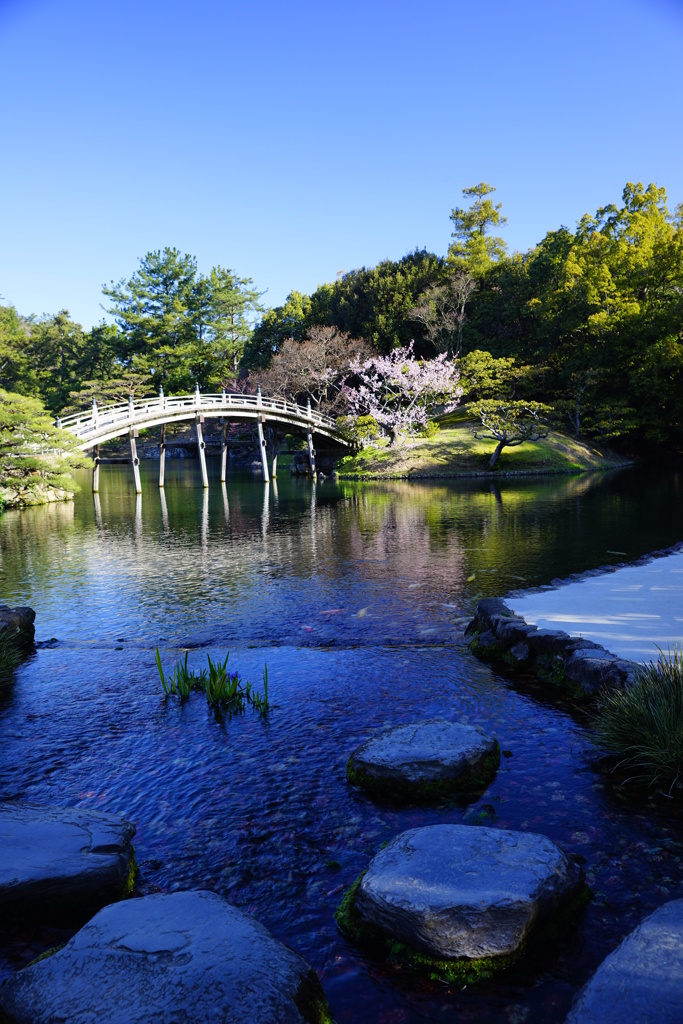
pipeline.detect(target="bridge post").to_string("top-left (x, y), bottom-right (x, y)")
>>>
top-left (129, 429), bottom-right (142, 494)
top-left (305, 401), bottom-right (316, 475)
top-left (159, 424), bottom-right (166, 488)
top-left (221, 422), bottom-right (228, 482)
top-left (257, 416), bottom-right (270, 482)
top-left (92, 397), bottom-right (98, 426)
top-left (92, 444), bottom-right (100, 493)
top-left (270, 429), bottom-right (278, 478)
top-left (196, 415), bottom-right (209, 488)
top-left (307, 432), bottom-right (316, 476)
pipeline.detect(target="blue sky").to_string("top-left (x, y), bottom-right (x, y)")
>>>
top-left (1, 0), bottom-right (682, 328)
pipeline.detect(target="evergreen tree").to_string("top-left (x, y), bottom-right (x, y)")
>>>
top-left (0, 388), bottom-right (86, 509)
top-left (448, 183), bottom-right (508, 276)
top-left (191, 266), bottom-right (263, 379)
top-left (0, 305), bottom-right (33, 394)
top-left (242, 291), bottom-right (313, 370)
top-left (102, 247), bottom-right (197, 390)
top-left (27, 310), bottom-right (86, 412)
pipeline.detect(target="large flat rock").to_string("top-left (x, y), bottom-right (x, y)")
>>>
top-left (566, 899), bottom-right (683, 1024)
top-left (356, 824), bottom-right (583, 959)
top-left (0, 803), bottom-right (135, 912)
top-left (0, 891), bottom-right (332, 1024)
top-left (347, 719), bottom-right (499, 798)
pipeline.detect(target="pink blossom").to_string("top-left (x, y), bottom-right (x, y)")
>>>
top-left (343, 342), bottom-right (461, 441)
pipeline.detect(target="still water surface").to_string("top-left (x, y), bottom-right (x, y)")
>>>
top-left (1, 462), bottom-right (682, 1022)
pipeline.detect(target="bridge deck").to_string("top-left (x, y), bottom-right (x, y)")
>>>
top-left (58, 392), bottom-right (349, 450)
top-left (58, 390), bottom-right (350, 492)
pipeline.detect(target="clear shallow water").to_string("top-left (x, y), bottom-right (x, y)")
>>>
top-left (1, 462), bottom-right (683, 1023)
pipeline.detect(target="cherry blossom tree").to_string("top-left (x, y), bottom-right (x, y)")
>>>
top-left (343, 343), bottom-right (461, 445)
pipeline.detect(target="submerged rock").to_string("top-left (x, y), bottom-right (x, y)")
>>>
top-left (347, 719), bottom-right (499, 799)
top-left (355, 824), bottom-right (584, 960)
top-left (566, 899), bottom-right (683, 1024)
top-left (0, 890), bottom-right (332, 1024)
top-left (0, 803), bottom-right (136, 914)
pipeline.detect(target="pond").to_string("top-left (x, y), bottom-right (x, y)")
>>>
top-left (1, 461), bottom-right (682, 1023)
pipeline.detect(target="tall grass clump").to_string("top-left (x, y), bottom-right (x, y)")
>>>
top-left (594, 646), bottom-right (683, 792)
top-left (155, 648), bottom-right (270, 718)
top-left (0, 627), bottom-right (21, 681)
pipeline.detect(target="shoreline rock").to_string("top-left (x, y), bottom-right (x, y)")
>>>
top-left (0, 486), bottom-right (74, 510)
top-left (0, 606), bottom-right (36, 651)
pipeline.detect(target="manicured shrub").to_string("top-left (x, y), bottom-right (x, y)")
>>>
top-left (420, 420), bottom-right (440, 438)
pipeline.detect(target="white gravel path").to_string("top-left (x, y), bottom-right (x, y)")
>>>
top-left (508, 550), bottom-right (683, 664)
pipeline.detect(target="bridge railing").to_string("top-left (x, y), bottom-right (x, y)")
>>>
top-left (58, 391), bottom-right (339, 440)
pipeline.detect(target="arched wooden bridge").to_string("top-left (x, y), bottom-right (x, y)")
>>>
top-left (57, 386), bottom-right (350, 492)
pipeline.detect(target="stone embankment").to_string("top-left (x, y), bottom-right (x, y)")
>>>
top-left (466, 597), bottom-right (635, 695)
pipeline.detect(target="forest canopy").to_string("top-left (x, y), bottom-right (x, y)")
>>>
top-left (1, 182), bottom-right (682, 454)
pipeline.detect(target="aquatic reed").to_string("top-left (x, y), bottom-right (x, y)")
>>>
top-left (594, 646), bottom-right (683, 792)
top-left (0, 626), bottom-right (21, 681)
top-left (155, 648), bottom-right (195, 700)
top-left (155, 648), bottom-right (270, 717)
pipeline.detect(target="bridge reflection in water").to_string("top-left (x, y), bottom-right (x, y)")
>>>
top-left (92, 475), bottom-right (289, 550)
top-left (57, 385), bottom-right (350, 492)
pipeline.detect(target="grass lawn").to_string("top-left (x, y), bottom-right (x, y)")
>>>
top-left (336, 420), bottom-right (629, 479)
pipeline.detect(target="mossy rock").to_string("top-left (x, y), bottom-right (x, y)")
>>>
top-left (122, 848), bottom-right (139, 897)
top-left (346, 720), bottom-right (500, 804)
top-left (335, 875), bottom-right (519, 985)
top-left (346, 744), bottom-right (500, 803)
top-left (336, 873), bottom-right (591, 987)
top-left (294, 970), bottom-right (336, 1024)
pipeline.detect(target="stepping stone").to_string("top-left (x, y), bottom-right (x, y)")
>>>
top-left (354, 824), bottom-right (583, 960)
top-left (346, 719), bottom-right (499, 799)
top-left (0, 891), bottom-right (332, 1024)
top-left (0, 803), bottom-right (136, 913)
top-left (566, 899), bottom-right (683, 1023)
